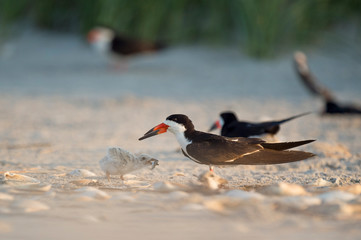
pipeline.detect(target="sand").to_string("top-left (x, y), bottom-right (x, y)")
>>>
top-left (0, 28), bottom-right (361, 239)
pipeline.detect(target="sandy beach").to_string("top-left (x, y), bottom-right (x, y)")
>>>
top-left (0, 28), bottom-right (361, 239)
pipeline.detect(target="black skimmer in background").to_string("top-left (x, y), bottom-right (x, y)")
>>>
top-left (139, 114), bottom-right (315, 171)
top-left (87, 26), bottom-right (166, 68)
top-left (294, 51), bottom-right (361, 114)
top-left (209, 111), bottom-right (310, 138)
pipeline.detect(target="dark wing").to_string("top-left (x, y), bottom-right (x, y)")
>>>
top-left (186, 133), bottom-right (315, 165)
top-left (112, 35), bottom-right (162, 55)
top-left (227, 149), bottom-right (315, 165)
top-left (221, 121), bottom-right (242, 137)
top-left (222, 122), bottom-right (266, 137)
top-left (186, 136), bottom-right (265, 165)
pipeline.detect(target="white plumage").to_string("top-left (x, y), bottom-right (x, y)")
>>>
top-left (99, 147), bottom-right (159, 182)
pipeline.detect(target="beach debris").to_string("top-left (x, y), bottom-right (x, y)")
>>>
top-left (75, 187), bottom-right (111, 201)
top-left (259, 182), bottom-right (308, 196)
top-left (12, 199), bottom-right (50, 213)
top-left (224, 190), bottom-right (264, 201)
top-left (198, 171), bottom-right (228, 190)
top-left (0, 192), bottom-right (14, 201)
top-left (309, 178), bottom-right (334, 187)
top-left (67, 169), bottom-right (97, 177)
top-left (99, 147), bottom-right (159, 182)
top-left (2, 172), bottom-right (40, 185)
top-left (317, 191), bottom-right (356, 204)
top-left (1, 172), bottom-right (52, 192)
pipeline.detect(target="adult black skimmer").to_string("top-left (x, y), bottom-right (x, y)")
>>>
top-left (209, 111), bottom-right (310, 138)
top-left (294, 51), bottom-right (361, 114)
top-left (139, 114), bottom-right (315, 170)
top-left (87, 26), bottom-right (166, 62)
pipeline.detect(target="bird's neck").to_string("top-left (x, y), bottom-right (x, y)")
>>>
top-left (174, 130), bottom-right (192, 151)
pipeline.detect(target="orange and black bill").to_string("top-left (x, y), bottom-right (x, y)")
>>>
top-left (139, 123), bottom-right (169, 141)
top-left (209, 120), bottom-right (222, 132)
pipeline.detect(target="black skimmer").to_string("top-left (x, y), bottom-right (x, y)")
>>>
top-left (209, 111), bottom-right (310, 138)
top-left (99, 147), bottom-right (159, 182)
top-left (294, 51), bottom-right (361, 114)
top-left (139, 114), bottom-right (315, 170)
top-left (87, 26), bottom-right (166, 57)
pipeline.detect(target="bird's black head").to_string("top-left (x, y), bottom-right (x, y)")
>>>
top-left (166, 114), bottom-right (195, 131)
top-left (220, 111), bottom-right (238, 124)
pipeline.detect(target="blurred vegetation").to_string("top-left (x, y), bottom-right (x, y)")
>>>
top-left (0, 0), bottom-right (360, 58)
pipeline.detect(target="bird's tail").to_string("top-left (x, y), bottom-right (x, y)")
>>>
top-left (261, 139), bottom-right (315, 151)
top-left (263, 112), bottom-right (312, 134)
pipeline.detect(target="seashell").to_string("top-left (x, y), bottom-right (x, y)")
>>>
top-left (317, 191), bottom-right (356, 204)
top-left (75, 187), bottom-right (111, 200)
top-left (99, 147), bottom-right (159, 181)
top-left (259, 182), bottom-right (308, 196)
top-left (198, 171), bottom-right (228, 190)
top-left (309, 178), bottom-right (333, 187)
top-left (225, 190), bottom-right (264, 201)
top-left (0, 192), bottom-right (14, 201)
top-left (12, 200), bottom-right (50, 213)
top-left (67, 169), bottom-right (97, 177)
top-left (3, 172), bottom-right (40, 185)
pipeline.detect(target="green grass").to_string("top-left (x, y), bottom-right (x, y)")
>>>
top-left (0, 0), bottom-right (360, 58)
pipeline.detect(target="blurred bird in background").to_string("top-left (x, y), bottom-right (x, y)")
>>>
top-left (294, 51), bottom-right (361, 115)
top-left (87, 26), bottom-right (166, 69)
